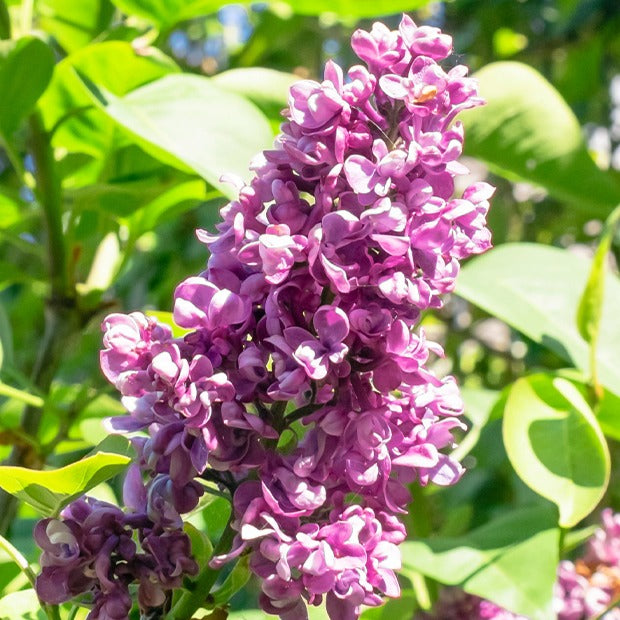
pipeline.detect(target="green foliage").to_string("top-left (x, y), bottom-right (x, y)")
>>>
top-left (109, 0), bottom-right (435, 26)
top-left (211, 555), bottom-right (251, 606)
top-left (0, 590), bottom-right (46, 620)
top-left (463, 62), bottom-right (620, 217)
top-left (457, 243), bottom-right (620, 396)
top-left (402, 506), bottom-right (559, 619)
top-left (576, 204), bottom-right (620, 389)
top-left (0, 37), bottom-right (54, 137)
top-left (503, 374), bottom-right (610, 527)
top-left (79, 72), bottom-right (274, 197)
top-left (0, 449), bottom-right (130, 516)
top-left (37, 0), bottom-right (115, 53)
top-left (40, 40), bottom-right (178, 157)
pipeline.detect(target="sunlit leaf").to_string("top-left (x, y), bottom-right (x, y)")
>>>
top-left (0, 589), bottom-right (45, 620)
top-left (402, 505), bottom-right (559, 620)
top-left (212, 67), bottom-right (297, 119)
top-left (40, 41), bottom-right (178, 158)
top-left (0, 450), bottom-right (131, 516)
top-left (79, 73), bottom-right (273, 197)
top-left (463, 62), bottom-right (620, 217)
top-left (37, 0), bottom-right (115, 52)
top-left (457, 243), bottom-right (620, 397)
top-left (503, 374), bottom-right (610, 527)
top-left (110, 0), bottom-right (435, 26)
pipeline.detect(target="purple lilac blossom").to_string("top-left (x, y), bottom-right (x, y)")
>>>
top-left (554, 509), bottom-right (620, 620)
top-left (35, 14), bottom-right (493, 620)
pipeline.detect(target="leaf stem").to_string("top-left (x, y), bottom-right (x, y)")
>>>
top-left (0, 112), bottom-right (78, 535)
top-left (164, 520), bottom-right (237, 620)
top-left (0, 532), bottom-right (36, 587)
top-left (0, 381), bottom-right (44, 408)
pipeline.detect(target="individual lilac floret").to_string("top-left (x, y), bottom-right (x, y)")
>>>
top-left (36, 12), bottom-right (493, 620)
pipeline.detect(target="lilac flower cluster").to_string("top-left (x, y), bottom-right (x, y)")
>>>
top-left (35, 473), bottom-right (198, 619)
top-left (35, 15), bottom-right (492, 620)
top-left (555, 509), bottom-right (620, 619)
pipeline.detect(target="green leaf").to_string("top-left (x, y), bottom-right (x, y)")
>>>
top-left (0, 450), bottom-right (131, 516)
top-left (126, 179), bottom-right (211, 238)
top-left (79, 73), bottom-right (273, 198)
top-left (0, 193), bottom-right (22, 229)
top-left (401, 505), bottom-right (559, 620)
top-left (452, 387), bottom-right (501, 461)
top-left (211, 555), bottom-right (251, 606)
top-left (594, 387), bottom-right (620, 441)
top-left (212, 67), bottom-right (297, 118)
top-left (503, 374), bottom-right (610, 527)
top-left (40, 41), bottom-right (178, 158)
top-left (226, 611), bottom-right (266, 620)
top-left (359, 593), bottom-right (418, 619)
top-left (37, 0), bottom-right (115, 52)
top-left (0, 37), bottom-right (54, 136)
top-left (462, 62), bottom-right (620, 217)
top-left (184, 522), bottom-right (213, 571)
top-left (457, 243), bottom-right (620, 397)
top-left (110, 0), bottom-right (220, 28)
top-left (576, 204), bottom-right (620, 387)
top-left (0, 590), bottom-right (46, 620)
top-left (110, 0), bottom-right (433, 26)
top-left (282, 0), bottom-right (434, 17)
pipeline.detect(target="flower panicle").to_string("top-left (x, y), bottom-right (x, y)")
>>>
top-left (35, 14), bottom-right (493, 620)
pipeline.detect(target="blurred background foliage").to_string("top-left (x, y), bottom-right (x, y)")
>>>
top-left (1, 0), bottom-right (620, 618)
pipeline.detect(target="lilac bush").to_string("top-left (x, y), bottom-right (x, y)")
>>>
top-left (34, 14), bottom-right (492, 620)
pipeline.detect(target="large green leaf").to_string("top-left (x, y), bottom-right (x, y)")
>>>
top-left (110, 0), bottom-right (222, 27)
top-left (0, 37), bottom-right (54, 136)
top-left (37, 0), bottom-right (115, 52)
top-left (212, 67), bottom-right (296, 119)
top-left (457, 243), bottom-right (620, 396)
top-left (503, 374), bottom-right (609, 527)
top-left (110, 0), bottom-right (434, 26)
top-left (0, 590), bottom-right (45, 620)
top-left (283, 0), bottom-right (433, 16)
top-left (0, 450), bottom-right (131, 516)
top-left (79, 73), bottom-right (273, 197)
top-left (40, 41), bottom-right (178, 158)
top-left (401, 505), bottom-right (559, 620)
top-left (463, 62), bottom-right (620, 217)
top-left (452, 387), bottom-right (501, 461)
